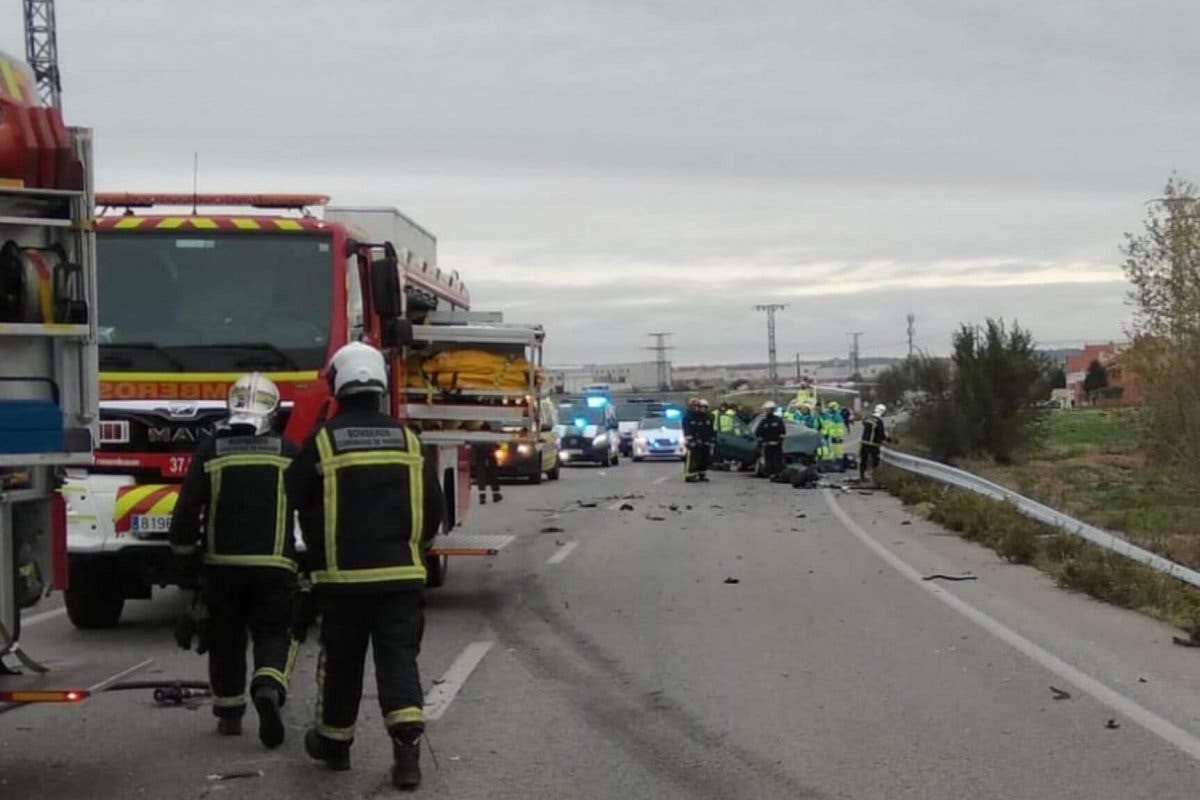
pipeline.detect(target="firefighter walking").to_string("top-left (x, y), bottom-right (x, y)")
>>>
top-left (286, 342), bottom-right (446, 791)
top-left (168, 373), bottom-right (298, 748)
top-left (859, 403), bottom-right (890, 482)
top-left (683, 397), bottom-right (714, 482)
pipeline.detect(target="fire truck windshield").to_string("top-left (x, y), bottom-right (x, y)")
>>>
top-left (96, 231), bottom-right (332, 371)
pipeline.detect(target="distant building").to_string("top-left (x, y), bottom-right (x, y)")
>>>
top-left (1064, 342), bottom-right (1142, 406)
top-left (545, 361), bottom-right (668, 394)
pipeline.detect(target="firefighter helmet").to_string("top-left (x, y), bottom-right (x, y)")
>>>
top-left (226, 372), bottom-right (280, 434)
top-left (328, 342), bottom-right (387, 398)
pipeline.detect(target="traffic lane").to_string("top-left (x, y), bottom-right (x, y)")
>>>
top-left (526, 469), bottom-right (1198, 799)
top-left (0, 462), bottom-right (654, 799)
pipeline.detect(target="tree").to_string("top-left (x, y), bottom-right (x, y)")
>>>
top-left (1123, 174), bottom-right (1200, 465)
top-left (904, 319), bottom-right (1049, 463)
top-left (1047, 364), bottom-right (1066, 390)
top-left (1083, 359), bottom-right (1108, 400)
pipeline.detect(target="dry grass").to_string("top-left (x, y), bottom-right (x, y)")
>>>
top-left (877, 464), bottom-right (1200, 639)
top-left (966, 408), bottom-right (1200, 570)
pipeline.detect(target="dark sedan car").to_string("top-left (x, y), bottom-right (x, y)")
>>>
top-left (714, 413), bottom-right (822, 475)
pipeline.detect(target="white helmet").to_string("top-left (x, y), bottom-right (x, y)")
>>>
top-left (874, 404), bottom-right (887, 417)
top-left (226, 372), bottom-right (280, 434)
top-left (762, 401), bottom-right (777, 412)
top-left (328, 342), bottom-right (387, 398)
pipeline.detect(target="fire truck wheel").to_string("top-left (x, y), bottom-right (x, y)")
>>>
top-left (529, 467), bottom-right (542, 485)
top-left (425, 555), bottom-right (448, 589)
top-left (64, 559), bottom-right (125, 629)
top-left (546, 459), bottom-right (561, 481)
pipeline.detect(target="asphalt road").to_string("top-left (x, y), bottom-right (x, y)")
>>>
top-left (3, 458), bottom-right (1199, 799)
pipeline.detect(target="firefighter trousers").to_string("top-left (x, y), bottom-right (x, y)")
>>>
top-left (203, 566), bottom-right (296, 719)
top-left (472, 446), bottom-right (499, 493)
top-left (684, 439), bottom-right (711, 479)
top-left (859, 443), bottom-right (881, 479)
top-left (314, 590), bottom-right (426, 746)
top-left (760, 441), bottom-right (784, 476)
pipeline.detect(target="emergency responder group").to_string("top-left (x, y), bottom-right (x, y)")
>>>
top-left (677, 389), bottom-right (890, 482)
top-left (169, 342), bottom-right (445, 791)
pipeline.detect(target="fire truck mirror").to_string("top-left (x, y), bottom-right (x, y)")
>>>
top-left (370, 255), bottom-right (401, 317)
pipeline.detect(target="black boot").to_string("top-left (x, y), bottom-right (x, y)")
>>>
top-left (252, 684), bottom-right (285, 748)
top-left (391, 732), bottom-right (422, 791)
top-left (478, 493), bottom-right (487, 505)
top-left (304, 728), bottom-right (351, 771)
top-left (216, 715), bottom-right (242, 736)
top-left (492, 491), bottom-right (502, 503)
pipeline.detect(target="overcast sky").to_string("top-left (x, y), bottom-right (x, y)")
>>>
top-left (5, 0), bottom-right (1196, 364)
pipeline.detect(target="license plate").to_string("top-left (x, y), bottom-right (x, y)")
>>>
top-left (131, 514), bottom-right (172, 537)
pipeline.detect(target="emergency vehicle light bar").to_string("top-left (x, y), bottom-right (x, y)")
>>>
top-left (96, 193), bottom-right (330, 210)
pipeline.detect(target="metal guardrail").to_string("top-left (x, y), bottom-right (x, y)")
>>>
top-left (880, 448), bottom-right (1200, 589)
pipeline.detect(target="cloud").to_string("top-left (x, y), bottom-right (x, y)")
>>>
top-left (1, 1), bottom-right (1185, 364)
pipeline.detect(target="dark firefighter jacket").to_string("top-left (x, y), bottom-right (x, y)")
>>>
top-left (755, 414), bottom-right (787, 443)
top-left (683, 409), bottom-right (715, 443)
top-left (861, 415), bottom-right (888, 447)
top-left (284, 404), bottom-right (446, 594)
top-left (169, 428), bottom-right (299, 571)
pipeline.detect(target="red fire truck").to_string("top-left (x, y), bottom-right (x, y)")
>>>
top-left (63, 195), bottom-right (532, 628)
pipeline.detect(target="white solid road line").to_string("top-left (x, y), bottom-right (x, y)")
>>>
top-left (824, 490), bottom-right (1200, 763)
top-left (546, 540), bottom-right (580, 564)
top-left (423, 641), bottom-right (494, 721)
top-left (653, 474), bottom-right (671, 485)
top-left (21, 606), bottom-right (67, 627)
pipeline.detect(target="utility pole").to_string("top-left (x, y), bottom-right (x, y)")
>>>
top-left (754, 304), bottom-right (787, 400)
top-left (906, 313), bottom-right (915, 358)
top-left (848, 331), bottom-right (863, 380)
top-left (646, 332), bottom-right (673, 391)
top-left (795, 352), bottom-right (801, 384)
top-left (23, 1), bottom-right (62, 109)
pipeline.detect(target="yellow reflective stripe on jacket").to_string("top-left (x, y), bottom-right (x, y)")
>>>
top-left (203, 454), bottom-right (292, 472)
top-left (316, 450), bottom-right (424, 472)
top-left (203, 554), bottom-right (297, 571)
top-left (315, 428), bottom-right (340, 573)
top-left (311, 565), bottom-right (427, 584)
top-left (206, 468), bottom-right (222, 556)
top-left (406, 428), bottom-right (425, 570)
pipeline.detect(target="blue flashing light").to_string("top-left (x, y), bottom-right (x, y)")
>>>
top-left (664, 408), bottom-right (682, 419)
top-left (585, 396), bottom-right (609, 408)
top-left (574, 417), bottom-right (588, 429)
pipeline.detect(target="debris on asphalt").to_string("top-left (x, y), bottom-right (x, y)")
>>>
top-left (921, 573), bottom-right (978, 582)
top-left (539, 525), bottom-right (564, 534)
top-left (711, 504), bottom-right (723, 509)
top-left (1105, 719), bottom-right (1120, 730)
top-left (685, 505), bottom-right (693, 510)
top-left (619, 503), bottom-right (635, 511)
top-left (645, 514), bottom-right (666, 521)
top-left (555, 539), bottom-right (564, 546)
top-left (577, 500), bottom-right (598, 508)
top-left (1138, 677), bottom-right (1148, 683)
top-left (1171, 635), bottom-right (1200, 648)
top-left (900, 520), bottom-right (913, 526)
top-left (723, 577), bottom-right (740, 584)
top-left (668, 504), bottom-right (679, 512)
top-left (207, 771), bottom-right (263, 782)
top-left (796, 513), bottom-right (807, 519)
top-left (1050, 686), bottom-right (1071, 700)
